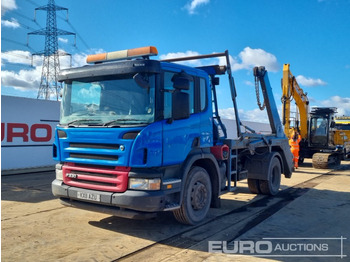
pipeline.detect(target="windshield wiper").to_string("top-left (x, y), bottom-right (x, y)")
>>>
top-left (103, 119), bottom-right (148, 126)
top-left (103, 120), bottom-right (120, 127)
top-left (65, 119), bottom-right (103, 127)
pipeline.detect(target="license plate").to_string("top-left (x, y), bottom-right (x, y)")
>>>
top-left (77, 191), bottom-right (100, 202)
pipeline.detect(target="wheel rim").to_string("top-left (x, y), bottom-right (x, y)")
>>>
top-left (190, 181), bottom-right (208, 210)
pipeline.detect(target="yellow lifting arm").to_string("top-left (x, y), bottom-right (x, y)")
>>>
top-left (281, 64), bottom-right (309, 140)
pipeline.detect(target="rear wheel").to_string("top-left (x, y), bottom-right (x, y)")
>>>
top-left (259, 157), bottom-right (281, 195)
top-left (173, 166), bottom-right (212, 225)
top-left (248, 178), bottom-right (261, 194)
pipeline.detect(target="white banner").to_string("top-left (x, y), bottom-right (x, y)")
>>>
top-left (1, 96), bottom-right (60, 171)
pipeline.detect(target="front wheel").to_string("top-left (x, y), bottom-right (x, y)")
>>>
top-left (173, 166), bottom-right (212, 225)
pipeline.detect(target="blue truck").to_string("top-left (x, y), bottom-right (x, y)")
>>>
top-left (52, 46), bottom-right (293, 225)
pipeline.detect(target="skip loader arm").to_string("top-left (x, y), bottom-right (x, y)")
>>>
top-left (253, 66), bottom-right (285, 138)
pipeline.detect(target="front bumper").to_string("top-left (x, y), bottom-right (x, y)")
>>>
top-left (52, 179), bottom-right (180, 214)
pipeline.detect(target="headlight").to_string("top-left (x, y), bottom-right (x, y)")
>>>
top-left (129, 178), bottom-right (161, 190)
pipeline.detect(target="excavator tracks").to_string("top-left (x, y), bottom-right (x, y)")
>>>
top-left (312, 152), bottom-right (341, 169)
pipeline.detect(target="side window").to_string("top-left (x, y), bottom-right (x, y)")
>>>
top-left (163, 71), bottom-right (194, 119)
top-left (183, 81), bottom-right (194, 114)
top-left (199, 78), bottom-right (207, 111)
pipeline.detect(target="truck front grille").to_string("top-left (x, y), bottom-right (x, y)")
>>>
top-left (69, 143), bottom-right (120, 150)
top-left (70, 153), bottom-right (119, 161)
top-left (63, 163), bottom-right (130, 192)
top-left (66, 142), bottom-right (121, 163)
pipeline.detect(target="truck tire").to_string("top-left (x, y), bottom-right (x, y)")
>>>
top-left (259, 156), bottom-right (281, 195)
top-left (248, 179), bottom-right (261, 194)
top-left (173, 166), bottom-right (212, 225)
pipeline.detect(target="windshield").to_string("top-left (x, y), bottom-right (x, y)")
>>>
top-left (60, 73), bottom-right (155, 126)
top-left (310, 117), bottom-right (328, 146)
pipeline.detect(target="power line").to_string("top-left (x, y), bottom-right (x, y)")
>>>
top-left (2, 51), bottom-right (31, 60)
top-left (24, 0), bottom-right (38, 6)
top-left (11, 10), bottom-right (42, 29)
top-left (2, 37), bottom-right (37, 52)
top-left (2, 50), bottom-right (42, 62)
top-left (66, 21), bottom-right (90, 50)
top-left (57, 14), bottom-right (90, 50)
top-left (17, 21), bottom-right (38, 31)
top-left (2, 62), bottom-right (34, 69)
top-left (12, 10), bottom-right (37, 24)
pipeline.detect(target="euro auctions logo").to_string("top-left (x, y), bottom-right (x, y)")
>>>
top-left (208, 237), bottom-right (347, 258)
top-left (1, 122), bottom-right (53, 143)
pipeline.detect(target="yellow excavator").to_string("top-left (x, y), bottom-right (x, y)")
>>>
top-left (281, 64), bottom-right (346, 168)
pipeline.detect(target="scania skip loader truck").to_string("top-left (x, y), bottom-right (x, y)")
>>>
top-left (52, 46), bottom-right (293, 225)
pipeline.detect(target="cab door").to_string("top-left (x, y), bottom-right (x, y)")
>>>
top-left (162, 71), bottom-right (201, 166)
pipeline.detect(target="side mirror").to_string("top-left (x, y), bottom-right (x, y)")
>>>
top-left (133, 73), bottom-right (150, 89)
top-left (330, 121), bottom-right (335, 128)
top-left (173, 77), bottom-right (189, 90)
top-left (172, 72), bottom-right (191, 90)
top-left (172, 91), bottom-right (190, 120)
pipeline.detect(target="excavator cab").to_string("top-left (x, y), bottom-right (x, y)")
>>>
top-left (308, 107), bottom-right (336, 149)
top-left (309, 115), bottom-right (330, 148)
top-left (308, 107), bottom-right (343, 168)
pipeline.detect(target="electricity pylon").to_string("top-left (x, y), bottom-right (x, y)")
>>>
top-left (28, 0), bottom-right (75, 100)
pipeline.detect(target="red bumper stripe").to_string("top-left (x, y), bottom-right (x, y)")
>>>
top-left (63, 164), bottom-right (130, 192)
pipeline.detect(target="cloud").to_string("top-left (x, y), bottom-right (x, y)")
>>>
top-left (318, 96), bottom-right (350, 116)
top-left (232, 47), bottom-right (279, 72)
top-left (1, 67), bottom-right (41, 91)
top-left (1, 0), bottom-right (17, 16)
top-left (185, 0), bottom-right (210, 14)
top-left (1, 50), bottom-right (41, 66)
top-left (60, 48), bottom-right (105, 69)
top-left (160, 47), bottom-right (279, 73)
top-left (1, 17), bottom-right (20, 28)
top-left (160, 50), bottom-right (203, 66)
top-left (244, 80), bottom-right (254, 86)
top-left (296, 75), bottom-right (327, 87)
top-left (1, 48), bottom-right (106, 95)
top-left (217, 53), bottom-right (237, 68)
top-left (58, 37), bottom-right (69, 44)
top-left (71, 53), bottom-right (89, 67)
top-left (2, 48), bottom-right (101, 69)
top-left (160, 50), bottom-right (236, 68)
top-left (59, 53), bottom-right (88, 69)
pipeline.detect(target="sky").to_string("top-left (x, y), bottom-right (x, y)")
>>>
top-left (1, 0), bottom-right (350, 123)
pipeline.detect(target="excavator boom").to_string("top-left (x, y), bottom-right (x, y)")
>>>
top-left (281, 64), bottom-right (309, 139)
